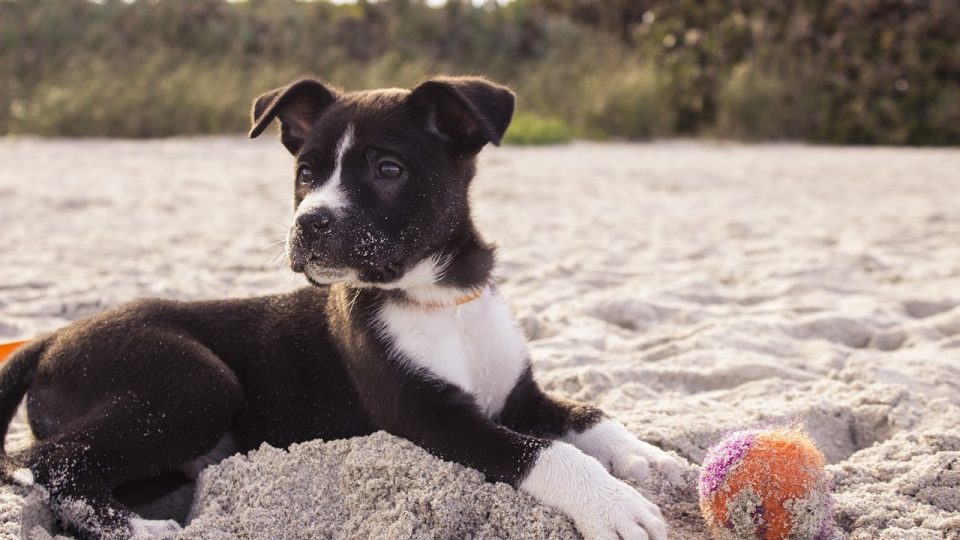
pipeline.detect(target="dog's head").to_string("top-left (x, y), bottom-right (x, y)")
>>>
top-left (250, 76), bottom-right (513, 291)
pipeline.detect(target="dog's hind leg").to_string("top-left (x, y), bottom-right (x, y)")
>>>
top-left (21, 436), bottom-right (200, 539)
top-left (21, 396), bottom-right (239, 538)
top-left (19, 341), bottom-right (242, 539)
top-left (20, 437), bottom-right (150, 539)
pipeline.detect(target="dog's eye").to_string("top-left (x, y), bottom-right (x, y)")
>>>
top-left (376, 161), bottom-right (403, 179)
top-left (297, 164), bottom-right (313, 184)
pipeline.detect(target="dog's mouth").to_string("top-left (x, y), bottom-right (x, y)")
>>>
top-left (287, 230), bottom-right (436, 288)
top-left (299, 258), bottom-right (356, 285)
top-left (306, 265), bottom-right (350, 280)
top-left (295, 253), bottom-right (409, 287)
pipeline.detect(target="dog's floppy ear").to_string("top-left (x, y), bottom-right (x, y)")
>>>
top-left (409, 76), bottom-right (515, 151)
top-left (249, 78), bottom-right (338, 155)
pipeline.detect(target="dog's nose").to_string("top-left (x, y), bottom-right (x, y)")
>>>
top-left (297, 211), bottom-right (334, 238)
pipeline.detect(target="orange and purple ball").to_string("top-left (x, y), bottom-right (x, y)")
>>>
top-left (698, 427), bottom-right (833, 540)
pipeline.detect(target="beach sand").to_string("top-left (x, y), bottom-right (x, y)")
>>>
top-left (1, 138), bottom-right (958, 539)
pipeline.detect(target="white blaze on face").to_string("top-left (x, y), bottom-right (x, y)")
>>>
top-left (296, 124), bottom-right (355, 217)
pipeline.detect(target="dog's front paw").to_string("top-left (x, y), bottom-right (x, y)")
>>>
top-left (565, 419), bottom-right (684, 484)
top-left (574, 477), bottom-right (668, 540)
top-left (521, 442), bottom-right (668, 540)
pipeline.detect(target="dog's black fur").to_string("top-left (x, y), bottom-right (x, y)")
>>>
top-left (255, 78), bottom-right (503, 288)
top-left (0, 76), bottom-right (669, 540)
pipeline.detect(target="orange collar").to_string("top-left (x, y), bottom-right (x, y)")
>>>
top-left (412, 288), bottom-right (485, 309)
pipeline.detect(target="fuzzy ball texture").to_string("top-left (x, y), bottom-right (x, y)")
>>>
top-left (698, 428), bottom-right (833, 540)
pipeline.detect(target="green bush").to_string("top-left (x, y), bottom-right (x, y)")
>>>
top-left (1, 0), bottom-right (957, 144)
top-left (503, 113), bottom-right (573, 145)
top-left (533, 0), bottom-right (960, 145)
top-left (582, 65), bottom-right (674, 140)
top-left (714, 63), bottom-right (805, 141)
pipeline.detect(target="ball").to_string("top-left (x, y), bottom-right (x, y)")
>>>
top-left (698, 427), bottom-right (833, 540)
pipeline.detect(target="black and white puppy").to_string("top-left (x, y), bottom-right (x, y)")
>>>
top-left (0, 76), bottom-right (683, 540)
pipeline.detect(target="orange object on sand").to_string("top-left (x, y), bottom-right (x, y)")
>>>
top-left (698, 427), bottom-right (833, 540)
top-left (0, 339), bottom-right (29, 363)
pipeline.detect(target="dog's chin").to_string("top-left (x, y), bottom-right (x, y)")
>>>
top-left (302, 264), bottom-right (359, 285)
top-left (296, 254), bottom-right (444, 291)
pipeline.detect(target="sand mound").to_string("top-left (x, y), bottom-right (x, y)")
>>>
top-left (184, 432), bottom-right (579, 539)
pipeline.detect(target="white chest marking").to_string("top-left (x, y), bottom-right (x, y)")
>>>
top-left (377, 288), bottom-right (529, 417)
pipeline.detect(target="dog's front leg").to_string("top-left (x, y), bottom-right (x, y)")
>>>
top-left (369, 381), bottom-right (668, 540)
top-left (499, 368), bottom-right (685, 485)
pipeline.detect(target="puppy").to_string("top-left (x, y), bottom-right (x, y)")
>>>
top-left (0, 76), bottom-right (682, 539)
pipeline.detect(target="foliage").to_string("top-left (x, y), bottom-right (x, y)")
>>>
top-left (582, 64), bottom-right (674, 139)
top-left (714, 63), bottom-right (798, 141)
top-left (0, 0), bottom-right (957, 145)
top-left (533, 0), bottom-right (960, 145)
top-left (503, 113), bottom-right (572, 145)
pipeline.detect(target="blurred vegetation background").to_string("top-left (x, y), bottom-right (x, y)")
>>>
top-left (1, 0), bottom-right (957, 144)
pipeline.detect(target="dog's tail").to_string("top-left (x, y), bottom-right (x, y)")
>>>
top-left (0, 336), bottom-right (47, 486)
top-left (0, 336), bottom-right (47, 455)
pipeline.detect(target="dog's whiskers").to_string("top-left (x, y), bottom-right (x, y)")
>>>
top-left (346, 288), bottom-right (362, 313)
top-left (432, 250), bottom-right (455, 283)
top-left (269, 249), bottom-right (289, 268)
top-left (260, 239), bottom-right (286, 252)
